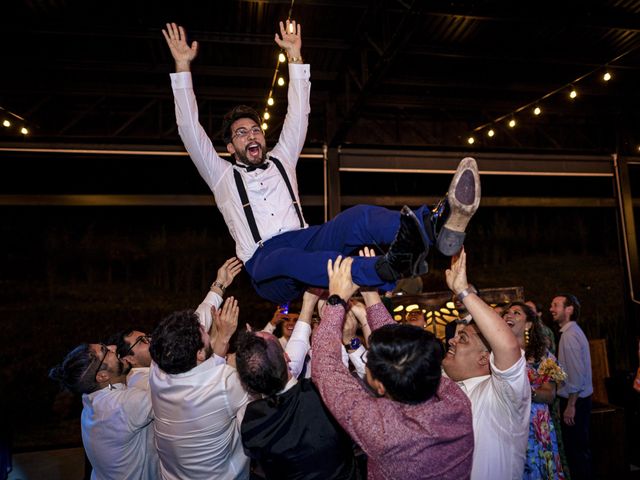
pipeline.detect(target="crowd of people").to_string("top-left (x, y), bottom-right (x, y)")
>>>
top-left (47, 18), bottom-right (605, 480)
top-left (49, 250), bottom-right (598, 480)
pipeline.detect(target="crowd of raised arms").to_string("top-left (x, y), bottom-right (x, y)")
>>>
top-left (49, 19), bottom-right (597, 480)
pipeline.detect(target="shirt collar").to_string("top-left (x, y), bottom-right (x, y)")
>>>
top-left (559, 321), bottom-right (575, 333)
top-left (457, 374), bottom-right (491, 395)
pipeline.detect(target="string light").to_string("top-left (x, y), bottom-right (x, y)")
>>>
top-left (261, 122), bottom-right (268, 130)
top-left (467, 136), bottom-right (475, 145)
top-left (467, 45), bottom-right (640, 144)
top-left (277, 77), bottom-right (285, 87)
top-left (487, 129), bottom-right (495, 137)
top-left (278, 52), bottom-right (286, 63)
top-left (267, 97), bottom-right (274, 106)
top-left (0, 106), bottom-right (31, 136)
top-left (263, 111), bottom-right (270, 120)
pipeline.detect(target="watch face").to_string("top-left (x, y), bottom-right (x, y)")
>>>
top-left (350, 337), bottom-right (361, 350)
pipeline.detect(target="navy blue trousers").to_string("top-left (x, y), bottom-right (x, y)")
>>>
top-left (245, 204), bottom-right (432, 304)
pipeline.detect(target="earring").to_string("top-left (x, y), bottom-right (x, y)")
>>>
top-left (524, 327), bottom-right (530, 347)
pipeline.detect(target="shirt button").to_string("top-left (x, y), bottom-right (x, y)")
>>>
top-left (264, 198), bottom-right (266, 201)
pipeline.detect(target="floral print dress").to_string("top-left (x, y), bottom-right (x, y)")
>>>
top-left (524, 352), bottom-right (566, 480)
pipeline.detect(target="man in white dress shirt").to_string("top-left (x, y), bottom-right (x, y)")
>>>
top-left (162, 21), bottom-right (481, 305)
top-left (442, 250), bottom-right (531, 480)
top-left (49, 341), bottom-right (159, 479)
top-left (148, 257), bottom-right (251, 480)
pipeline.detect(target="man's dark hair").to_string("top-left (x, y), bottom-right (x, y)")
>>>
top-left (464, 320), bottom-right (491, 352)
top-left (48, 344), bottom-right (101, 395)
top-left (235, 331), bottom-right (288, 397)
top-left (150, 310), bottom-right (203, 375)
top-left (557, 293), bottom-right (581, 322)
top-left (221, 105), bottom-right (261, 144)
top-left (367, 324), bottom-right (442, 404)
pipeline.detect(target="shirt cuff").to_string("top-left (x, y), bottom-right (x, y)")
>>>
top-left (170, 71), bottom-right (193, 89)
top-left (288, 63), bottom-right (310, 80)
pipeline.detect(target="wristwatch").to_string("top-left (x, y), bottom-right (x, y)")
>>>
top-left (326, 294), bottom-right (347, 309)
top-left (346, 337), bottom-right (361, 351)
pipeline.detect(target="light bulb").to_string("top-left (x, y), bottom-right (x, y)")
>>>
top-left (533, 106), bottom-right (541, 116)
top-left (508, 119), bottom-right (516, 128)
top-left (569, 89), bottom-right (577, 99)
top-left (487, 129), bottom-right (495, 137)
top-left (261, 122), bottom-right (268, 130)
top-left (2, 120), bottom-right (10, 127)
top-left (603, 72), bottom-right (612, 82)
top-left (278, 53), bottom-right (286, 63)
top-left (20, 127), bottom-right (29, 135)
top-left (277, 77), bottom-right (285, 87)
top-left (267, 97), bottom-right (274, 106)
top-left (467, 136), bottom-right (475, 145)
top-left (263, 112), bottom-right (270, 120)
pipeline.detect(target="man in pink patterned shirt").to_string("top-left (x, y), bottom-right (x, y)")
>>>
top-left (312, 254), bottom-right (474, 480)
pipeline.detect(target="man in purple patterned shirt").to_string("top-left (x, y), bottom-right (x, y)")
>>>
top-left (312, 253), bottom-right (474, 480)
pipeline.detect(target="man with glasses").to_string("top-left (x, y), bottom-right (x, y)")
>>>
top-left (163, 20), bottom-right (480, 305)
top-left (49, 342), bottom-right (159, 479)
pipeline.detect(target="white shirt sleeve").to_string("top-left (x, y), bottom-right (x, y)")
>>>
top-left (348, 346), bottom-right (367, 379)
top-left (285, 321), bottom-right (311, 379)
top-left (268, 63), bottom-right (311, 169)
top-left (489, 351), bottom-right (531, 422)
top-left (195, 290), bottom-right (223, 332)
top-left (170, 72), bottom-right (229, 191)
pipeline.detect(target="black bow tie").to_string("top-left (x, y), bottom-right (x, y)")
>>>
top-left (236, 162), bottom-right (269, 172)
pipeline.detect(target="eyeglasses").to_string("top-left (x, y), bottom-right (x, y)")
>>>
top-left (119, 335), bottom-right (151, 359)
top-left (232, 126), bottom-right (263, 140)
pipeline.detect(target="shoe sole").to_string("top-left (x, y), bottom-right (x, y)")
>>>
top-left (401, 206), bottom-right (429, 276)
top-left (443, 157), bottom-right (481, 233)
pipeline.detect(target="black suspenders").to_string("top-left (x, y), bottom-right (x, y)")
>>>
top-left (232, 156), bottom-right (305, 246)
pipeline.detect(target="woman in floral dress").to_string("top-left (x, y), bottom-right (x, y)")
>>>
top-left (504, 302), bottom-right (567, 480)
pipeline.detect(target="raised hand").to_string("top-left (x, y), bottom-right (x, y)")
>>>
top-left (213, 296), bottom-right (239, 340)
top-left (215, 257), bottom-right (243, 290)
top-left (212, 296), bottom-right (239, 357)
top-left (445, 247), bottom-right (469, 295)
top-left (162, 23), bottom-right (198, 72)
top-left (327, 256), bottom-right (359, 302)
top-left (274, 20), bottom-right (302, 61)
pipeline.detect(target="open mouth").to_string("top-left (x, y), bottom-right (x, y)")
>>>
top-left (446, 347), bottom-right (455, 357)
top-left (246, 143), bottom-right (261, 159)
top-left (505, 319), bottom-right (515, 327)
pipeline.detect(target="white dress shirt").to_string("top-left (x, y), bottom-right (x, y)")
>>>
top-left (81, 381), bottom-right (159, 480)
top-left (149, 290), bottom-right (251, 479)
top-left (457, 352), bottom-right (531, 480)
top-left (171, 63), bottom-right (311, 263)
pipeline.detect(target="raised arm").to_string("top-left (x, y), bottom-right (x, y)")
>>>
top-left (446, 249), bottom-right (520, 370)
top-left (212, 297), bottom-right (239, 358)
top-left (163, 23), bottom-right (229, 190)
top-left (162, 23), bottom-right (198, 73)
top-left (359, 247), bottom-right (395, 332)
top-left (269, 20), bottom-right (310, 167)
top-left (285, 289), bottom-right (318, 377)
top-left (196, 257), bottom-right (242, 334)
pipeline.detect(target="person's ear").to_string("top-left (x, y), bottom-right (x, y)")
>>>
top-left (369, 376), bottom-right (386, 397)
top-left (566, 305), bottom-right (574, 318)
top-left (226, 142), bottom-right (236, 155)
top-left (478, 351), bottom-right (489, 367)
top-left (196, 347), bottom-right (207, 363)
